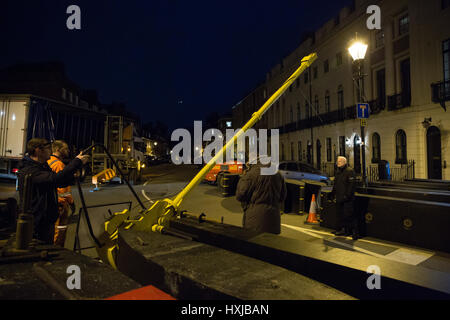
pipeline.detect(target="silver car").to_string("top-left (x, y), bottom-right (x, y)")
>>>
top-left (278, 161), bottom-right (331, 185)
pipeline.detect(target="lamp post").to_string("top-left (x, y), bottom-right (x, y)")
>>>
top-left (348, 37), bottom-right (368, 187)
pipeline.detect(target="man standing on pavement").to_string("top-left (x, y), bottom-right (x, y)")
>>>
top-left (17, 138), bottom-right (89, 244)
top-left (47, 140), bottom-right (75, 246)
top-left (236, 158), bottom-right (287, 235)
top-left (330, 156), bottom-right (358, 239)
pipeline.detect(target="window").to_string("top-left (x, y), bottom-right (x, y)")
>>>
top-left (372, 133), bottom-right (381, 163)
top-left (443, 0), bottom-right (450, 9)
top-left (326, 138), bottom-right (332, 162)
top-left (444, 39), bottom-right (450, 82)
top-left (325, 91), bottom-right (330, 113)
top-left (305, 100), bottom-right (310, 119)
top-left (298, 141), bottom-right (302, 161)
top-left (313, 66), bottom-right (318, 79)
top-left (336, 52), bottom-right (342, 66)
top-left (287, 162), bottom-right (297, 171)
top-left (324, 60), bottom-right (329, 73)
top-left (314, 95), bottom-right (319, 115)
top-left (279, 163), bottom-right (287, 170)
top-left (339, 136), bottom-right (345, 156)
top-left (291, 142), bottom-right (294, 160)
top-left (375, 30), bottom-right (385, 48)
top-left (444, 39), bottom-right (450, 98)
top-left (297, 103), bottom-right (301, 121)
top-left (395, 130), bottom-right (407, 164)
top-left (376, 69), bottom-right (386, 106)
top-left (399, 14), bottom-right (409, 36)
top-left (337, 85), bottom-right (344, 111)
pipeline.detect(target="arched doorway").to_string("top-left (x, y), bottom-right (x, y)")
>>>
top-left (427, 126), bottom-right (442, 179)
top-left (354, 135), bottom-right (361, 174)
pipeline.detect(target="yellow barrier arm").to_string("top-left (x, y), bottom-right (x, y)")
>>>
top-left (173, 53), bottom-right (317, 208)
top-left (96, 53), bottom-right (317, 266)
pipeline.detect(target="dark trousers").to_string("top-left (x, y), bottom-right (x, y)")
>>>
top-left (34, 219), bottom-right (55, 244)
top-left (336, 201), bottom-right (357, 232)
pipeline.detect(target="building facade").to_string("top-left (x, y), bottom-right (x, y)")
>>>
top-left (233, 0), bottom-right (450, 180)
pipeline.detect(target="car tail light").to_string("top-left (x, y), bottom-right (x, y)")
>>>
top-left (12, 168), bottom-right (19, 174)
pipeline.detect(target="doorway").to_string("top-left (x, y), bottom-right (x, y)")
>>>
top-left (427, 126), bottom-right (442, 179)
top-left (354, 135), bottom-right (361, 174)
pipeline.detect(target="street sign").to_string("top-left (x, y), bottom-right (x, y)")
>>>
top-left (357, 103), bottom-right (370, 119)
top-left (360, 119), bottom-right (367, 127)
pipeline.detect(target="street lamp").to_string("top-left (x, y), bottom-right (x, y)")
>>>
top-left (348, 36), bottom-right (368, 187)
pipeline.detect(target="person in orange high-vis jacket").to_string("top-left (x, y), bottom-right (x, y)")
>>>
top-left (47, 140), bottom-right (75, 246)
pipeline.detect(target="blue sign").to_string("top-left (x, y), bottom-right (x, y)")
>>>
top-left (357, 103), bottom-right (370, 119)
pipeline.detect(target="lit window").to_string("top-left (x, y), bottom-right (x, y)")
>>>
top-left (372, 133), bottom-right (381, 163)
top-left (336, 52), bottom-right (343, 66)
top-left (395, 130), bottom-right (407, 164)
top-left (337, 85), bottom-right (344, 111)
top-left (399, 14), bottom-right (409, 36)
top-left (298, 141), bottom-right (302, 161)
top-left (326, 138), bottom-right (332, 162)
top-left (325, 91), bottom-right (330, 113)
top-left (375, 30), bottom-right (385, 48)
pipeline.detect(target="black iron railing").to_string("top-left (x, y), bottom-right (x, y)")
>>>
top-left (368, 98), bottom-right (386, 115)
top-left (387, 93), bottom-right (411, 111)
top-left (431, 80), bottom-right (450, 111)
top-left (367, 159), bottom-right (415, 182)
top-left (277, 105), bottom-right (359, 134)
top-left (321, 162), bottom-right (335, 177)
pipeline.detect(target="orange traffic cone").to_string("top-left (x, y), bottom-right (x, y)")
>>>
top-left (305, 194), bottom-right (320, 225)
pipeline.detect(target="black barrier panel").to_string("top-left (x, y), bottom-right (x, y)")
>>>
top-left (370, 180), bottom-right (450, 191)
top-left (319, 191), bottom-right (368, 235)
top-left (363, 195), bottom-right (450, 253)
top-left (360, 186), bottom-right (450, 203)
top-left (321, 190), bottom-right (450, 253)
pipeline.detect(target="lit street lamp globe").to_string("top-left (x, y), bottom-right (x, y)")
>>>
top-left (348, 41), bottom-right (368, 61)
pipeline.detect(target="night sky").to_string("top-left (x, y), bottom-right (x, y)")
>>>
top-left (0, 0), bottom-right (353, 130)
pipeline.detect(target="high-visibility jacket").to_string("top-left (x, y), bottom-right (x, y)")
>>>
top-left (47, 155), bottom-right (74, 204)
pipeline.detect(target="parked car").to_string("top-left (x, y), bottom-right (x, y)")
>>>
top-left (278, 161), bottom-right (331, 185)
top-left (204, 161), bottom-right (244, 184)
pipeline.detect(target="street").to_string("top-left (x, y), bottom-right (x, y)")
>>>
top-left (2, 163), bottom-right (450, 274)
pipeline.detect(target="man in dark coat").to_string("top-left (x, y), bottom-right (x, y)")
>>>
top-left (330, 156), bottom-right (358, 239)
top-left (236, 162), bottom-right (287, 235)
top-left (17, 138), bottom-right (89, 244)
